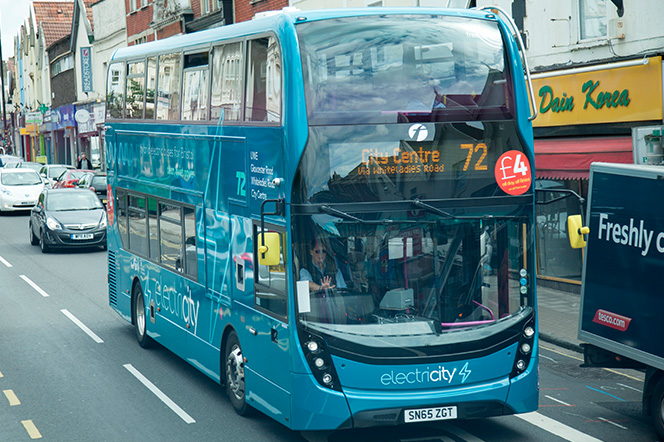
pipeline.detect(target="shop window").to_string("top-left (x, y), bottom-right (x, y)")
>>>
top-left (535, 179), bottom-right (587, 281)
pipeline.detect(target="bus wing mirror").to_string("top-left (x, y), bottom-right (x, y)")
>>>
top-left (258, 232), bottom-right (281, 266)
top-left (567, 215), bottom-right (589, 249)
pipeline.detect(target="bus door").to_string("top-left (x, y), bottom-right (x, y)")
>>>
top-left (245, 223), bottom-right (291, 423)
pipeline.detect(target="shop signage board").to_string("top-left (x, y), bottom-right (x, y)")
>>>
top-left (532, 56), bottom-right (662, 127)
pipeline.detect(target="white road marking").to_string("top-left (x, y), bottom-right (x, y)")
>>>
top-left (617, 382), bottom-right (642, 393)
top-left (60, 309), bottom-right (104, 343)
top-left (19, 275), bottom-right (49, 297)
top-left (0, 255), bottom-right (12, 267)
top-left (516, 412), bottom-right (604, 442)
top-left (545, 395), bottom-right (573, 406)
top-left (598, 417), bottom-right (628, 430)
top-left (123, 364), bottom-right (195, 424)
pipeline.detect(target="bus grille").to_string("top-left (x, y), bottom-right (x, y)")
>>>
top-left (108, 250), bottom-right (117, 306)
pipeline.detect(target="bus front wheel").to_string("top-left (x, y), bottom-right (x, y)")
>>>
top-left (652, 377), bottom-right (664, 440)
top-left (225, 331), bottom-right (248, 415)
top-left (133, 284), bottom-right (152, 349)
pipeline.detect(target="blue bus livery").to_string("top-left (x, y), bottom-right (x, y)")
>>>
top-left (105, 6), bottom-right (539, 430)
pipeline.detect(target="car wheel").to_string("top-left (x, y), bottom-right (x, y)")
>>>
top-left (225, 331), bottom-right (249, 415)
top-left (40, 230), bottom-right (50, 253)
top-left (652, 377), bottom-right (664, 440)
top-left (29, 222), bottom-right (39, 245)
top-left (133, 284), bottom-right (152, 348)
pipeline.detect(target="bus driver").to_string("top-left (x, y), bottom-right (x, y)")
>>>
top-left (299, 238), bottom-right (347, 292)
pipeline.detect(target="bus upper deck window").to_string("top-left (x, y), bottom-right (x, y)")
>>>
top-left (245, 37), bottom-right (281, 123)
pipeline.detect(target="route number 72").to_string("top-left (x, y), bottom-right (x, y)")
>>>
top-left (460, 143), bottom-right (488, 171)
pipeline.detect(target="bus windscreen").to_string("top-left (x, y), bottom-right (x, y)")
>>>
top-left (297, 15), bottom-right (513, 125)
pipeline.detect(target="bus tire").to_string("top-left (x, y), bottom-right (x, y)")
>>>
top-left (225, 331), bottom-right (248, 415)
top-left (133, 283), bottom-right (152, 349)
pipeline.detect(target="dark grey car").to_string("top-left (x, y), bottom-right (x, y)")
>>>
top-left (29, 188), bottom-right (107, 253)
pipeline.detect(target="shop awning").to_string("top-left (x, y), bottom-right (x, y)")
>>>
top-left (534, 136), bottom-right (634, 180)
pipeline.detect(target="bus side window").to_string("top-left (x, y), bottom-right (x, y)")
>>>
top-left (145, 57), bottom-right (157, 119)
top-left (106, 62), bottom-right (125, 119)
top-left (245, 37), bottom-right (281, 123)
top-left (128, 194), bottom-right (148, 256)
top-left (211, 42), bottom-right (243, 121)
top-left (157, 52), bottom-right (182, 121)
top-left (183, 206), bottom-right (197, 279)
top-left (116, 188), bottom-right (128, 249)
top-left (254, 225), bottom-right (288, 319)
top-left (182, 52), bottom-right (209, 121)
top-left (159, 202), bottom-right (183, 271)
top-left (126, 61), bottom-right (146, 119)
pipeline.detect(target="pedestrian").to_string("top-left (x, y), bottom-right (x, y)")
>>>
top-left (77, 153), bottom-right (93, 169)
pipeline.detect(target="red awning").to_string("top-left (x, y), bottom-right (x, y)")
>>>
top-left (534, 136), bottom-right (633, 180)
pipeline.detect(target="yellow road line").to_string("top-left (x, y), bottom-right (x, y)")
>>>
top-left (3, 389), bottom-right (20, 406)
top-left (21, 420), bottom-right (42, 439)
top-left (541, 344), bottom-right (643, 382)
top-left (0, 371), bottom-right (3, 377)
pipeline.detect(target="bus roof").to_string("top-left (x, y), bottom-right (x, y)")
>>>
top-left (110, 7), bottom-right (495, 62)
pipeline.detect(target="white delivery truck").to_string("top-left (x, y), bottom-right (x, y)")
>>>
top-left (570, 162), bottom-right (664, 440)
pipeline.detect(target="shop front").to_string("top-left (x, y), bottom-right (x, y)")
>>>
top-left (531, 56), bottom-right (663, 291)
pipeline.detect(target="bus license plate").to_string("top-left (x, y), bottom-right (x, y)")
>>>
top-left (71, 233), bottom-right (94, 240)
top-left (404, 406), bottom-right (457, 423)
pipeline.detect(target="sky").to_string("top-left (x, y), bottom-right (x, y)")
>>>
top-left (1, 0), bottom-right (33, 59)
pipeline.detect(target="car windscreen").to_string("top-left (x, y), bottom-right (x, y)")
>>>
top-left (1, 171), bottom-right (42, 186)
top-left (46, 192), bottom-right (104, 211)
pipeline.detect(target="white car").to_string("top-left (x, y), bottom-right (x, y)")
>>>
top-left (0, 169), bottom-right (45, 212)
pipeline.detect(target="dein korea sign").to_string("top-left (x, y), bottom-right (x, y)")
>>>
top-left (80, 47), bottom-right (93, 93)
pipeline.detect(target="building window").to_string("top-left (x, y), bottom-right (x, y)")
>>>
top-left (201, 0), bottom-right (219, 15)
top-left (579, 0), bottom-right (607, 40)
top-left (51, 54), bottom-right (74, 76)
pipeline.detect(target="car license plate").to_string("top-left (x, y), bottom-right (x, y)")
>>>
top-left (404, 406), bottom-right (457, 423)
top-left (71, 233), bottom-right (94, 240)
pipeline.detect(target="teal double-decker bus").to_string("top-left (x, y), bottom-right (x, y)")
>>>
top-left (105, 6), bottom-right (539, 430)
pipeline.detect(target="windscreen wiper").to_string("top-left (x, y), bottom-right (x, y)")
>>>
top-left (412, 198), bottom-right (456, 219)
top-left (320, 205), bottom-right (367, 223)
top-left (319, 205), bottom-right (413, 224)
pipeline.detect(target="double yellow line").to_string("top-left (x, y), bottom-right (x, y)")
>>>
top-left (2, 371), bottom-right (43, 439)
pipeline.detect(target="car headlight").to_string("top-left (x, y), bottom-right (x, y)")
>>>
top-left (1, 188), bottom-right (11, 196)
top-left (99, 213), bottom-right (107, 228)
top-left (46, 217), bottom-right (62, 230)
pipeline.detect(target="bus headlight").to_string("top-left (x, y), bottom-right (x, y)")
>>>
top-left (300, 332), bottom-right (341, 392)
top-left (511, 316), bottom-right (536, 379)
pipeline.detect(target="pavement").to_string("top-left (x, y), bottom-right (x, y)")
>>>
top-left (537, 284), bottom-right (584, 352)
